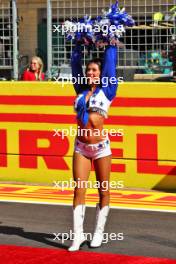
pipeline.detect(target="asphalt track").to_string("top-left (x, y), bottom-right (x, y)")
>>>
top-left (0, 202), bottom-right (176, 260)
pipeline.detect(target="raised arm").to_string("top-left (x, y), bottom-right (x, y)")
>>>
top-left (71, 44), bottom-right (84, 94)
top-left (101, 45), bottom-right (118, 101)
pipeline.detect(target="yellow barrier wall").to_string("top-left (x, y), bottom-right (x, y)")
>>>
top-left (0, 82), bottom-right (176, 190)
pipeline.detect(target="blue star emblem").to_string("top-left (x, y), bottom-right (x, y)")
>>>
top-left (98, 143), bottom-right (103, 148)
top-left (99, 101), bottom-right (104, 107)
top-left (91, 100), bottom-right (96, 105)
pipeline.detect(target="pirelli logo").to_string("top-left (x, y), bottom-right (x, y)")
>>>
top-left (0, 82), bottom-right (175, 189)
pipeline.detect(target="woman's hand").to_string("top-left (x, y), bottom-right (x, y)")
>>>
top-left (96, 39), bottom-right (125, 48)
top-left (96, 40), bottom-right (109, 48)
top-left (110, 39), bottom-right (125, 47)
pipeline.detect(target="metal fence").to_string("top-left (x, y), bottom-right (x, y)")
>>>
top-left (0, 1), bottom-right (13, 69)
top-left (0, 0), bottom-right (18, 79)
top-left (48, 0), bottom-right (176, 78)
top-left (0, 0), bottom-right (175, 79)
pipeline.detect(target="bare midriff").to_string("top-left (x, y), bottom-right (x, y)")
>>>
top-left (77, 111), bottom-right (106, 144)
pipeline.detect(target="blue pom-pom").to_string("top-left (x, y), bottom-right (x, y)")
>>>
top-left (63, 0), bottom-right (135, 47)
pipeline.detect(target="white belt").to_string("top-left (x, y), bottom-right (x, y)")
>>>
top-left (76, 138), bottom-right (109, 150)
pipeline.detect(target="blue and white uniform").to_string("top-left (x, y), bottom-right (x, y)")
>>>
top-left (71, 44), bottom-right (118, 159)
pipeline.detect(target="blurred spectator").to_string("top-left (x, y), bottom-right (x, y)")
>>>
top-left (161, 49), bottom-right (173, 74)
top-left (139, 50), bottom-right (172, 74)
top-left (169, 39), bottom-right (176, 79)
top-left (22, 56), bottom-right (45, 81)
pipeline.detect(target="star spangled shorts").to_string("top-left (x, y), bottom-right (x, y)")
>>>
top-left (74, 137), bottom-right (112, 160)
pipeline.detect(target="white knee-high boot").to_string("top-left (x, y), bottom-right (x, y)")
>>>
top-left (90, 204), bottom-right (109, 248)
top-left (68, 204), bottom-right (86, 251)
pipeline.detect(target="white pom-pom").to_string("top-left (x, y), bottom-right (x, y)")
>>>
top-left (99, 18), bottom-right (110, 26)
top-left (120, 8), bottom-right (125, 13)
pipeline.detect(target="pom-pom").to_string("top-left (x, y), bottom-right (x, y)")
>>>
top-left (63, 0), bottom-right (135, 48)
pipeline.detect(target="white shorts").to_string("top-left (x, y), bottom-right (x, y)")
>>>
top-left (74, 138), bottom-right (112, 160)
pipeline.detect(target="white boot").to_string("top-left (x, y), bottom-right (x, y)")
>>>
top-left (90, 204), bottom-right (109, 248)
top-left (68, 204), bottom-right (86, 251)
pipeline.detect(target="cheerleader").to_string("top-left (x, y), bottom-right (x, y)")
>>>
top-left (66, 1), bottom-right (134, 251)
top-left (68, 40), bottom-right (118, 251)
